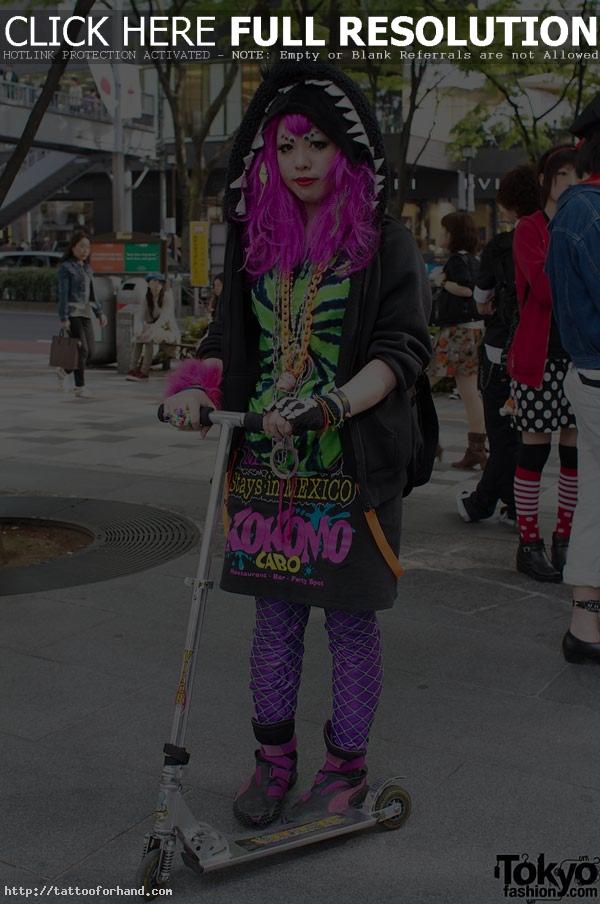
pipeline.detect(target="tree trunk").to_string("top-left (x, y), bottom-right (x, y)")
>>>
top-left (0, 0), bottom-right (97, 206)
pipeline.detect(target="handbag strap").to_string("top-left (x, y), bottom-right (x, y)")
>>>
top-left (363, 508), bottom-right (404, 578)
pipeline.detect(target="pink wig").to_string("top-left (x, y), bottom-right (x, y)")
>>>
top-left (241, 114), bottom-right (380, 278)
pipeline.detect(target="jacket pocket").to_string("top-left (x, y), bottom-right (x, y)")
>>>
top-left (357, 391), bottom-right (409, 474)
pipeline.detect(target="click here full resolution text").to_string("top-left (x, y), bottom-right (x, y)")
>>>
top-left (6, 13), bottom-right (600, 55)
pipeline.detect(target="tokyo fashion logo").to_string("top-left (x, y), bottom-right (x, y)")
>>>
top-left (495, 853), bottom-right (600, 900)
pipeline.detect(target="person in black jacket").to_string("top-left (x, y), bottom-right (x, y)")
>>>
top-left (429, 212), bottom-right (485, 469)
top-left (457, 165), bottom-right (541, 524)
top-left (162, 62), bottom-right (431, 828)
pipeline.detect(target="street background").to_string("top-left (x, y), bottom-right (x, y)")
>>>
top-left (1, 320), bottom-right (598, 904)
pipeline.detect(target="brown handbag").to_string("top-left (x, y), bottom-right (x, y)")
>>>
top-left (49, 330), bottom-right (79, 369)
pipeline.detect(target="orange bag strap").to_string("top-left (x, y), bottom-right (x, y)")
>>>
top-left (364, 509), bottom-right (404, 578)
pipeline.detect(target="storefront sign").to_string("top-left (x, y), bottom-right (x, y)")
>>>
top-left (91, 241), bottom-right (161, 273)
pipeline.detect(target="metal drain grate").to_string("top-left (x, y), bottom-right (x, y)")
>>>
top-left (0, 497), bottom-right (199, 597)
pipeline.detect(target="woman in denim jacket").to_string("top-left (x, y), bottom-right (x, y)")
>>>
top-left (546, 94), bottom-right (600, 665)
top-left (57, 230), bottom-right (107, 398)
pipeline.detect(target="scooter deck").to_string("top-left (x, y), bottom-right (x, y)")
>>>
top-left (197, 807), bottom-right (380, 872)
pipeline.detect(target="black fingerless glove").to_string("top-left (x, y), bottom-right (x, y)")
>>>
top-left (275, 389), bottom-right (350, 434)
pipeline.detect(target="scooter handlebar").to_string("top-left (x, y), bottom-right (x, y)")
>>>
top-left (157, 404), bottom-right (264, 433)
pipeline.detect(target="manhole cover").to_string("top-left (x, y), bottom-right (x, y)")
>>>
top-left (0, 497), bottom-right (200, 597)
top-left (0, 518), bottom-right (93, 569)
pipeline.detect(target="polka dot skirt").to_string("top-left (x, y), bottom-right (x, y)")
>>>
top-left (511, 358), bottom-right (577, 433)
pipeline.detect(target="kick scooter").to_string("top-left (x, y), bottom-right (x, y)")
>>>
top-left (135, 406), bottom-right (412, 897)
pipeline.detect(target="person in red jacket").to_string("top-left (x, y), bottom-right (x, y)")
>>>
top-left (507, 146), bottom-right (578, 582)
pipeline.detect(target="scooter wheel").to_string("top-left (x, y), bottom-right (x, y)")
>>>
top-left (135, 850), bottom-right (168, 898)
top-left (373, 784), bottom-right (412, 830)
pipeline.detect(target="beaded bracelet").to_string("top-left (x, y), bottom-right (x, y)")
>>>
top-left (321, 394), bottom-right (345, 430)
top-left (314, 396), bottom-right (331, 433)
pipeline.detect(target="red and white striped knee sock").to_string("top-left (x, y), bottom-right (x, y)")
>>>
top-left (514, 467), bottom-right (543, 541)
top-left (514, 443), bottom-right (551, 542)
top-left (556, 445), bottom-right (578, 538)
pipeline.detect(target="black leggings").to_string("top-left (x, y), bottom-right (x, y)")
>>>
top-left (68, 316), bottom-right (95, 387)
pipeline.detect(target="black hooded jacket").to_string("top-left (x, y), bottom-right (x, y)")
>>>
top-left (199, 215), bottom-right (432, 509)
top-left (199, 62), bottom-right (432, 509)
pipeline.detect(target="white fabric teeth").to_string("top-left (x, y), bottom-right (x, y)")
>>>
top-left (373, 157), bottom-right (385, 172)
top-left (235, 195), bottom-right (247, 215)
top-left (335, 96), bottom-right (355, 111)
top-left (347, 122), bottom-right (366, 135)
top-left (279, 84), bottom-right (295, 93)
top-left (323, 84), bottom-right (346, 98)
top-left (342, 109), bottom-right (362, 125)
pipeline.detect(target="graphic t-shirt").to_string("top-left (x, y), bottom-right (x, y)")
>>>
top-left (244, 262), bottom-right (350, 474)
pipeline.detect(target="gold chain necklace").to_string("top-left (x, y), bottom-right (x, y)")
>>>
top-left (275, 262), bottom-right (325, 392)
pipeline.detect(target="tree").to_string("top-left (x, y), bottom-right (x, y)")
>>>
top-left (337, 0), bottom-right (447, 213)
top-left (0, 0), bottom-right (97, 207)
top-left (130, 0), bottom-right (265, 265)
top-left (444, 0), bottom-right (599, 162)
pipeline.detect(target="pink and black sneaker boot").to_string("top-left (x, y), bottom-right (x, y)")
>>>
top-left (289, 721), bottom-right (368, 822)
top-left (233, 719), bottom-right (298, 828)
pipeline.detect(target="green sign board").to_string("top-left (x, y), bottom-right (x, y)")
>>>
top-left (124, 243), bottom-right (161, 273)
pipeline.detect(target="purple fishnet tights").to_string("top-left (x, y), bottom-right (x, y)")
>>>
top-left (250, 597), bottom-right (383, 752)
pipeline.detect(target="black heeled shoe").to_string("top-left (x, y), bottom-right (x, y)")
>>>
top-left (551, 532), bottom-right (569, 574)
top-left (563, 631), bottom-right (600, 664)
top-left (516, 539), bottom-right (562, 583)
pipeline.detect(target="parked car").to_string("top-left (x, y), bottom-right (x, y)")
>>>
top-left (0, 251), bottom-right (62, 268)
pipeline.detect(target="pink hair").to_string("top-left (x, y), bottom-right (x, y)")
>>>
top-left (240, 114), bottom-right (380, 278)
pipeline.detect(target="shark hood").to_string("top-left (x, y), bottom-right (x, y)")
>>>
top-left (223, 61), bottom-right (389, 221)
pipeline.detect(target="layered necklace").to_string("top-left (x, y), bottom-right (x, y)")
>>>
top-left (273, 262), bottom-right (325, 394)
top-left (269, 262), bottom-right (326, 478)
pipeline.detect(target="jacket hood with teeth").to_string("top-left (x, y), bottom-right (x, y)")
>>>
top-left (223, 61), bottom-right (389, 221)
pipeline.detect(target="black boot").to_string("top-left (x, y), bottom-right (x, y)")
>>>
top-left (516, 539), bottom-right (562, 583)
top-left (563, 631), bottom-right (600, 665)
top-left (551, 532), bottom-right (569, 574)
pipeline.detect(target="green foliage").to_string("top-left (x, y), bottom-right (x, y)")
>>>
top-left (447, 104), bottom-right (489, 161)
top-left (0, 268), bottom-right (57, 303)
top-left (181, 315), bottom-right (209, 344)
top-left (445, 0), bottom-right (600, 161)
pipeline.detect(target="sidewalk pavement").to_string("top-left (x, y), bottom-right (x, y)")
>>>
top-left (1, 353), bottom-right (598, 904)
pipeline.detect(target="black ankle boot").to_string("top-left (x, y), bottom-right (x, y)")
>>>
top-left (563, 631), bottom-right (600, 664)
top-left (551, 532), bottom-right (569, 574)
top-left (516, 539), bottom-right (562, 583)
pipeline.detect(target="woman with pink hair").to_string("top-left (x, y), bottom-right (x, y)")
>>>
top-left (162, 63), bottom-right (431, 828)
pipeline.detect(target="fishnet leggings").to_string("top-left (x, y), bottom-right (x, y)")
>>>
top-left (251, 597), bottom-right (383, 752)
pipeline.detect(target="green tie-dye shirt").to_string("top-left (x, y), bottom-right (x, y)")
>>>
top-left (245, 261), bottom-right (350, 475)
